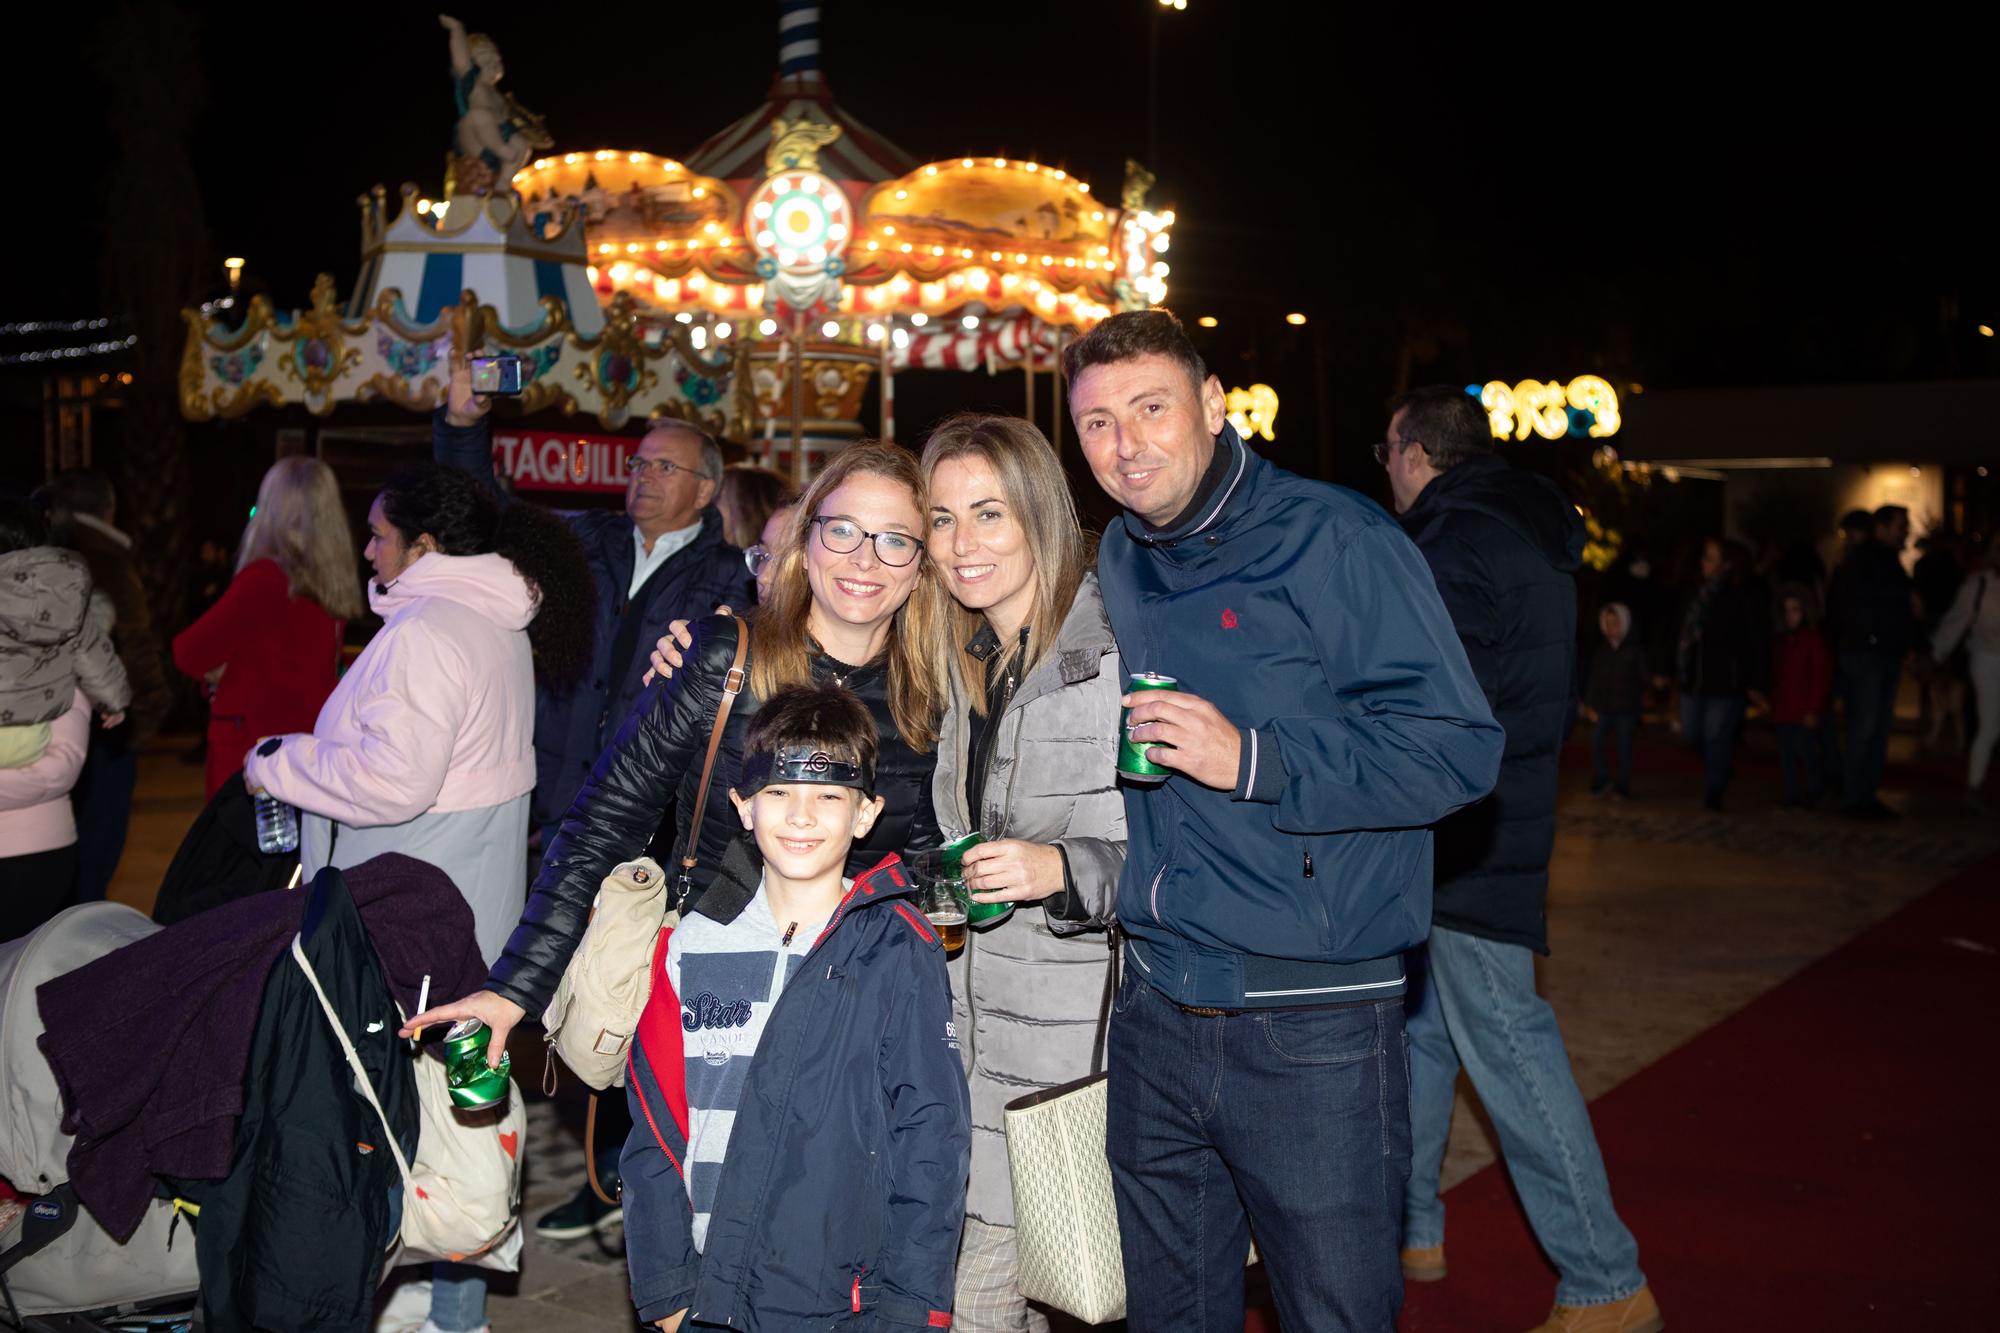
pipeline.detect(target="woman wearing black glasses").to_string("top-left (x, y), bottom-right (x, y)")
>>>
top-left (406, 442), bottom-right (946, 1091)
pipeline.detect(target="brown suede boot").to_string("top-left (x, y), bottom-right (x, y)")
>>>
top-left (1524, 1285), bottom-right (1663, 1333)
top-left (1400, 1245), bottom-right (1446, 1282)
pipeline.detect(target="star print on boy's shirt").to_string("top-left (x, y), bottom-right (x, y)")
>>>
top-left (666, 880), bottom-right (837, 1251)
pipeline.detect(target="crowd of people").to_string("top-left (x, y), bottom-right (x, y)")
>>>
top-left (1578, 505), bottom-right (1998, 815)
top-left (4, 304), bottom-right (1994, 1332)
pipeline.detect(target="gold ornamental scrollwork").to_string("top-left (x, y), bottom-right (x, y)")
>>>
top-left (571, 293), bottom-right (657, 427)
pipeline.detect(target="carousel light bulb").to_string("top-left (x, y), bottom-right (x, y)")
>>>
top-left (416, 198), bottom-right (432, 214)
top-left (828, 222), bottom-right (848, 241)
top-left (610, 262), bottom-right (632, 283)
top-left (599, 243), bottom-right (614, 254)
top-left (910, 312), bottom-right (929, 327)
top-left (822, 320), bottom-right (841, 338)
top-left (656, 240), bottom-right (669, 251)
top-left (629, 152), bottom-right (645, 163)
top-left (866, 240), bottom-right (879, 251)
top-left (962, 315), bottom-right (979, 330)
top-left (883, 224), bottom-right (896, 235)
top-left (754, 201), bottom-right (774, 220)
top-left (895, 189), bottom-right (909, 200)
top-left (990, 251), bottom-right (1004, 262)
top-left (1078, 183), bottom-right (1090, 193)
top-left (1197, 315), bottom-right (1219, 328)
top-left (716, 322), bottom-right (732, 338)
top-left (1015, 253), bottom-right (1028, 264)
top-left (692, 186), bottom-right (706, 198)
top-left (675, 312), bottom-right (693, 324)
top-left (1026, 162), bottom-right (1039, 173)
top-left (1285, 312), bottom-right (1308, 325)
top-left (758, 230), bottom-right (777, 247)
top-left (690, 326), bottom-right (707, 349)
top-left (925, 165), bottom-right (938, 175)
top-left (962, 158), bottom-right (975, 168)
top-left (1152, 233), bottom-right (1171, 252)
top-left (892, 327), bottom-right (910, 349)
top-left (759, 318), bottom-right (778, 336)
top-left (704, 222), bottom-right (719, 234)
top-left (565, 153), bottom-right (580, 164)
top-left (866, 323), bottom-right (884, 342)
top-left (901, 242), bottom-right (914, 252)
top-left (995, 158), bottom-right (1007, 168)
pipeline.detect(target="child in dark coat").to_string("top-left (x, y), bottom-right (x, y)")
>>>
top-left (1772, 585), bottom-right (1834, 808)
top-left (1584, 602), bottom-right (1648, 797)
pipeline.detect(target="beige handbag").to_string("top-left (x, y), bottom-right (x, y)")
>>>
top-left (1003, 936), bottom-right (1257, 1323)
top-left (540, 625), bottom-right (749, 1094)
top-left (1002, 934), bottom-right (1126, 1323)
top-left (539, 855), bottom-right (674, 1092)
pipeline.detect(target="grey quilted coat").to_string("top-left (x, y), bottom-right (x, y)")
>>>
top-left (0, 547), bottom-right (129, 729)
top-left (934, 573), bottom-right (1126, 1226)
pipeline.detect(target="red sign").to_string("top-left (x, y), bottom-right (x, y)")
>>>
top-left (492, 430), bottom-right (636, 494)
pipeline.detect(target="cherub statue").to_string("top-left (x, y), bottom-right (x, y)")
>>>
top-left (440, 13), bottom-right (552, 198)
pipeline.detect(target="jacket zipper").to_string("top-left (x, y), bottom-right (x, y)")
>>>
top-left (962, 637), bottom-right (1027, 1078)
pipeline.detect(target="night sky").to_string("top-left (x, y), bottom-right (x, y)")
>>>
top-left (11, 0), bottom-right (1996, 476)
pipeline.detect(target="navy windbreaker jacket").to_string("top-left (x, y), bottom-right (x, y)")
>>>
top-left (1398, 452), bottom-right (1585, 953)
top-left (625, 844), bottom-right (970, 1330)
top-left (1095, 426), bottom-right (1502, 1009)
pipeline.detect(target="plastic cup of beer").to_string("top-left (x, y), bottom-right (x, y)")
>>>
top-left (919, 873), bottom-right (968, 952)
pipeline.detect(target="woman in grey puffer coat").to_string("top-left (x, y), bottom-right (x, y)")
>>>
top-left (921, 415), bottom-right (1125, 1333)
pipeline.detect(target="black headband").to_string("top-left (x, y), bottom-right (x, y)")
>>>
top-left (737, 743), bottom-right (874, 797)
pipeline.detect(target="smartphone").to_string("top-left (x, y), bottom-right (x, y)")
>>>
top-left (469, 354), bottom-right (524, 396)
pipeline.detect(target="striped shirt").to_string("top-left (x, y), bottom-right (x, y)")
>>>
top-left (665, 876), bottom-right (839, 1251)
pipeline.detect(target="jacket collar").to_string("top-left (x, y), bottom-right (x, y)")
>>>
top-left (1118, 423), bottom-right (1259, 552)
top-left (691, 840), bottom-right (916, 936)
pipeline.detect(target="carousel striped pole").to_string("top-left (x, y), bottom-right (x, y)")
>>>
top-left (880, 327), bottom-right (896, 445)
top-left (778, 1), bottom-right (821, 79)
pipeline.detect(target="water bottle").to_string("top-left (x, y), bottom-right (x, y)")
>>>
top-left (254, 792), bottom-right (300, 855)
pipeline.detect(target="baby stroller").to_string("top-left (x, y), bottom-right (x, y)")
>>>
top-left (0, 903), bottom-right (198, 1332)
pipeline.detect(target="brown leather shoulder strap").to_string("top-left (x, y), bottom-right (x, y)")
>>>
top-left (681, 623), bottom-right (751, 875)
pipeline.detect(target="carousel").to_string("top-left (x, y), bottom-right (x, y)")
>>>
top-left (178, 2), bottom-right (1175, 486)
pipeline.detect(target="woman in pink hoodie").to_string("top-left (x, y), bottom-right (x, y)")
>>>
top-left (243, 464), bottom-right (590, 960)
top-left (242, 463), bottom-right (589, 1333)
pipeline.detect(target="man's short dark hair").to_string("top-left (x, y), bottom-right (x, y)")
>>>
top-left (1873, 504), bottom-right (1908, 528)
top-left (46, 468), bottom-right (116, 520)
top-left (1386, 386), bottom-right (1492, 472)
top-left (1839, 509), bottom-right (1874, 536)
top-left (741, 682), bottom-right (879, 790)
top-left (1059, 308), bottom-right (1207, 398)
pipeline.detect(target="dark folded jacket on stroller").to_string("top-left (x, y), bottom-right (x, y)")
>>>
top-left (35, 853), bottom-right (486, 1242)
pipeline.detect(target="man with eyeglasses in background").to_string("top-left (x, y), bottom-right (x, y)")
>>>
top-left (431, 352), bottom-right (752, 1250)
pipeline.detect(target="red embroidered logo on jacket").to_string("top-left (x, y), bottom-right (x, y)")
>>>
top-left (1221, 608), bottom-right (1239, 629)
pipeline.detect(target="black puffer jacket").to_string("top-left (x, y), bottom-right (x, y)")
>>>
top-left (487, 613), bottom-right (941, 1017)
top-left (1399, 454), bottom-right (1584, 954)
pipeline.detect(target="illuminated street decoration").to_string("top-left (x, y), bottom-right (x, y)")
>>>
top-left (1477, 376), bottom-right (1621, 440)
top-left (1226, 383), bottom-right (1278, 442)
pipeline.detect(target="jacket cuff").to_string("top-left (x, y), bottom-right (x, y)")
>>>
top-left (1233, 726), bottom-right (1287, 804)
top-left (1044, 844), bottom-right (1092, 923)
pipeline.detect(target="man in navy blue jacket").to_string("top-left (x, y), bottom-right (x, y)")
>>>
top-left (1382, 388), bottom-right (1660, 1333)
top-left (1065, 311), bottom-right (1502, 1332)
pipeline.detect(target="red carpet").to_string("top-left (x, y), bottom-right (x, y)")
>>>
top-left (1397, 851), bottom-right (1999, 1332)
top-left (1052, 855), bottom-right (1996, 1332)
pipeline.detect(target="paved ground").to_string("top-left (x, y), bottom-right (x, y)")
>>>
top-left (98, 716), bottom-right (1996, 1331)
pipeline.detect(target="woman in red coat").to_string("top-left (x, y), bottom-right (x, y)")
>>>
top-left (173, 458), bottom-right (364, 799)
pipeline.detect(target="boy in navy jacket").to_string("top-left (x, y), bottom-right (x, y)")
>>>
top-left (621, 684), bottom-right (969, 1331)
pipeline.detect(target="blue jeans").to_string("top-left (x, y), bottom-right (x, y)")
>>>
top-left (1106, 960), bottom-right (1409, 1332)
top-left (70, 732), bottom-right (136, 901)
top-left (429, 1263), bottom-right (486, 1332)
top-left (1775, 723), bottom-right (1824, 805)
top-left (1678, 693), bottom-right (1745, 798)
top-left (1838, 650), bottom-right (1902, 806)
top-left (1589, 712), bottom-right (1637, 793)
top-left (1404, 928), bottom-right (1644, 1308)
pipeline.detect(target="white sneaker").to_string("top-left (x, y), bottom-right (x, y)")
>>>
top-left (373, 1277), bottom-right (431, 1333)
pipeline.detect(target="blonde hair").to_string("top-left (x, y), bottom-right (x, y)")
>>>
top-left (919, 414), bottom-right (1087, 716)
top-left (751, 441), bottom-right (941, 753)
top-left (237, 457), bottom-right (365, 621)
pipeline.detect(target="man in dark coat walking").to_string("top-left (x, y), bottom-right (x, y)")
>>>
top-left (1380, 387), bottom-right (1660, 1333)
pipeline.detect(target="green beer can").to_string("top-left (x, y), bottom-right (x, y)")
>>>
top-left (1118, 673), bottom-right (1178, 783)
top-left (443, 1018), bottom-right (513, 1111)
top-left (944, 831), bottom-right (1013, 928)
